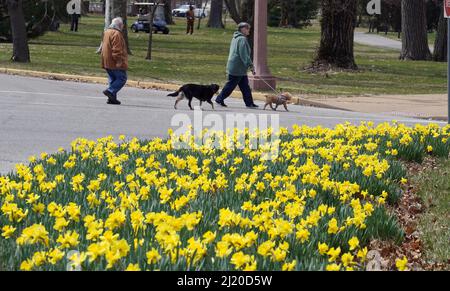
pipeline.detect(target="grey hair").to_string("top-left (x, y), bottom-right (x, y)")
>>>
top-left (238, 22), bottom-right (250, 31)
top-left (110, 17), bottom-right (124, 29)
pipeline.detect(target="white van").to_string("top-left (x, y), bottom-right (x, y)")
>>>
top-left (172, 4), bottom-right (209, 18)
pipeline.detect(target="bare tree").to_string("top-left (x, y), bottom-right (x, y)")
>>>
top-left (279, 0), bottom-right (297, 27)
top-left (163, 0), bottom-right (174, 25)
top-left (197, 0), bottom-right (210, 30)
top-left (96, 0), bottom-right (113, 54)
top-left (223, 0), bottom-right (254, 51)
top-left (208, 0), bottom-right (224, 28)
top-left (400, 0), bottom-right (431, 60)
top-left (105, 0), bottom-right (113, 28)
top-left (433, 0), bottom-right (447, 62)
top-left (146, 2), bottom-right (163, 60)
top-left (113, 0), bottom-right (131, 54)
top-left (6, 0), bottom-right (30, 62)
top-left (224, 0), bottom-right (242, 23)
top-left (314, 0), bottom-right (358, 69)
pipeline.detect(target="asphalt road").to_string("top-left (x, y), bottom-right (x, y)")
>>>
top-left (0, 74), bottom-right (445, 174)
top-left (354, 32), bottom-right (434, 52)
top-left (354, 32), bottom-right (402, 50)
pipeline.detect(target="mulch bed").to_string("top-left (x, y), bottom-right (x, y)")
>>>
top-left (369, 157), bottom-right (448, 271)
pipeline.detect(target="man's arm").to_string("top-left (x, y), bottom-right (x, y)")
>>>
top-left (111, 33), bottom-right (125, 67)
top-left (238, 38), bottom-right (254, 74)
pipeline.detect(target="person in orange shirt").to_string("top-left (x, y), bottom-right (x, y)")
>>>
top-left (101, 17), bottom-right (128, 105)
top-left (186, 5), bottom-right (195, 35)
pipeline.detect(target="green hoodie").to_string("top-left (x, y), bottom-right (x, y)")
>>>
top-left (226, 31), bottom-right (254, 76)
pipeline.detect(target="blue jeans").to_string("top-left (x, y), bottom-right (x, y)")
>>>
top-left (216, 75), bottom-right (254, 106)
top-left (106, 69), bottom-right (127, 97)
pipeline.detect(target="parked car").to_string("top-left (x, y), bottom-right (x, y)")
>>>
top-left (131, 16), bottom-right (170, 34)
top-left (172, 4), bottom-right (189, 17)
top-left (172, 4), bottom-right (208, 18)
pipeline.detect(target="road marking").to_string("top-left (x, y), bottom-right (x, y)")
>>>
top-left (0, 100), bottom-right (444, 124)
top-left (0, 90), bottom-right (163, 101)
top-left (0, 91), bottom-right (445, 125)
top-left (0, 90), bottom-right (104, 100)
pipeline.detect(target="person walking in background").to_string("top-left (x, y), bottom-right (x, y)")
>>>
top-left (101, 17), bottom-right (128, 105)
top-left (186, 5), bottom-right (195, 35)
top-left (215, 22), bottom-right (258, 109)
top-left (70, 12), bottom-right (80, 32)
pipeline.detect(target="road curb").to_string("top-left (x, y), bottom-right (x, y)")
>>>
top-left (0, 67), bottom-right (346, 111)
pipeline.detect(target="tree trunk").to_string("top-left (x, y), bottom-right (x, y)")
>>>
top-left (315, 0), bottom-right (357, 69)
top-left (236, 0), bottom-right (254, 53)
top-left (280, 0), bottom-right (297, 27)
top-left (433, 2), bottom-right (447, 62)
top-left (113, 0), bottom-right (131, 55)
top-left (146, 5), bottom-right (159, 60)
top-left (105, 0), bottom-right (112, 28)
top-left (6, 0), bottom-right (30, 62)
top-left (224, 0), bottom-right (242, 24)
top-left (164, 0), bottom-right (174, 25)
top-left (208, 0), bottom-right (224, 28)
top-left (197, 0), bottom-right (209, 30)
top-left (97, 0), bottom-right (112, 53)
top-left (400, 0), bottom-right (431, 60)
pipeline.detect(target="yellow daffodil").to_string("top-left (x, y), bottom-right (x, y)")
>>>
top-left (318, 242), bottom-right (329, 255)
top-left (282, 260), bottom-right (297, 271)
top-left (326, 263), bottom-right (341, 271)
top-left (396, 256), bottom-right (408, 271)
top-left (126, 263), bottom-right (141, 271)
top-left (327, 218), bottom-right (339, 234)
top-left (348, 237), bottom-right (359, 251)
top-left (1, 225), bottom-right (16, 239)
top-left (146, 248), bottom-right (162, 265)
top-left (327, 247), bottom-right (341, 262)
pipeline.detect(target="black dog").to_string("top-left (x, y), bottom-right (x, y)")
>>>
top-left (168, 84), bottom-right (220, 110)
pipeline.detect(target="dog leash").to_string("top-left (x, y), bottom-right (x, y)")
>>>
top-left (255, 74), bottom-right (281, 95)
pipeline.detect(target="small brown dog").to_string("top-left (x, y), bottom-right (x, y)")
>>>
top-left (264, 92), bottom-right (293, 111)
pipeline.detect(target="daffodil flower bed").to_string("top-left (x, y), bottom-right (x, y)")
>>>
top-left (1, 122), bottom-right (449, 271)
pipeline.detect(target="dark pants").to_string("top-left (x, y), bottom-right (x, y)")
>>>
top-left (216, 75), bottom-right (254, 106)
top-left (187, 20), bottom-right (194, 34)
top-left (70, 14), bottom-right (79, 32)
top-left (106, 69), bottom-right (127, 98)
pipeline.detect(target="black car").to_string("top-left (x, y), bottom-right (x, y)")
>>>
top-left (131, 16), bottom-right (170, 34)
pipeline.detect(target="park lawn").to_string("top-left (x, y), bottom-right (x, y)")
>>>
top-left (0, 15), bottom-right (446, 96)
top-left (413, 158), bottom-right (450, 268)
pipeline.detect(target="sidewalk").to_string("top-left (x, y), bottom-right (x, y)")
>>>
top-left (354, 31), bottom-right (434, 52)
top-left (311, 94), bottom-right (448, 121)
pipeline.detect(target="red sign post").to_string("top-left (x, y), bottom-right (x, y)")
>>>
top-left (446, 1), bottom-right (450, 123)
top-left (446, 0), bottom-right (450, 18)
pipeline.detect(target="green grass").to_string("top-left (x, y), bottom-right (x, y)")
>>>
top-left (0, 15), bottom-right (447, 96)
top-left (413, 159), bottom-right (450, 267)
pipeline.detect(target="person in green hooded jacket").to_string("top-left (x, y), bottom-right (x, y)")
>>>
top-left (215, 22), bottom-right (259, 108)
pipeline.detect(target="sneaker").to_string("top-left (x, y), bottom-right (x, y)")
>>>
top-left (103, 90), bottom-right (114, 98)
top-left (216, 100), bottom-right (228, 107)
top-left (246, 104), bottom-right (259, 109)
top-left (103, 90), bottom-right (121, 105)
top-left (107, 99), bottom-right (121, 105)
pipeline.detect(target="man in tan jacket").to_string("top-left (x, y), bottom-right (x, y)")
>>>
top-left (101, 17), bottom-right (128, 105)
top-left (186, 6), bottom-right (195, 35)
